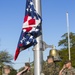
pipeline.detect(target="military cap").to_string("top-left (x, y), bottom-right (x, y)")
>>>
top-left (64, 60), bottom-right (71, 64)
top-left (47, 55), bottom-right (54, 60)
top-left (25, 62), bottom-right (30, 67)
top-left (3, 65), bottom-right (11, 69)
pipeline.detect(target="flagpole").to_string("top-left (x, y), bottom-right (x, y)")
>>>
top-left (66, 12), bottom-right (71, 60)
top-left (33, 0), bottom-right (43, 75)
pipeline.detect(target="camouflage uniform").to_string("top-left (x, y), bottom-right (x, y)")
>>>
top-left (21, 70), bottom-right (32, 75)
top-left (61, 67), bottom-right (75, 75)
top-left (3, 74), bottom-right (8, 75)
top-left (3, 73), bottom-right (11, 75)
top-left (42, 62), bottom-right (60, 75)
top-left (17, 63), bottom-right (33, 75)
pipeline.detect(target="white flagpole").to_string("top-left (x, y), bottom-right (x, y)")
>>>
top-left (33, 0), bottom-right (43, 75)
top-left (66, 12), bottom-right (71, 60)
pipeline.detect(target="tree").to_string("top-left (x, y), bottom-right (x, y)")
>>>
top-left (58, 32), bottom-right (75, 48)
top-left (0, 50), bottom-right (13, 64)
top-left (0, 50), bottom-right (13, 75)
top-left (58, 32), bottom-right (75, 69)
top-left (58, 46), bottom-right (75, 69)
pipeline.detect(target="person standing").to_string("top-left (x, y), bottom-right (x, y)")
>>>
top-left (17, 62), bottom-right (32, 75)
top-left (41, 56), bottom-right (60, 75)
top-left (59, 60), bottom-right (75, 75)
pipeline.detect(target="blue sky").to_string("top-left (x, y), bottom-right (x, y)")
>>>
top-left (0, 0), bottom-right (75, 70)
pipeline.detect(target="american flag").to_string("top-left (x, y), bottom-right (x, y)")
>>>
top-left (14, 0), bottom-right (42, 60)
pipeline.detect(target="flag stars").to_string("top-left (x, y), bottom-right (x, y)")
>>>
top-left (26, 8), bottom-right (32, 12)
top-left (23, 29), bottom-right (26, 32)
top-left (20, 37), bottom-right (26, 43)
top-left (26, 8), bottom-right (29, 11)
top-left (30, 36), bottom-right (33, 39)
top-left (30, 1), bottom-right (33, 5)
top-left (26, 41), bottom-right (30, 44)
top-left (28, 5), bottom-right (30, 8)
top-left (26, 5), bottom-right (30, 11)
top-left (30, 8), bottom-right (32, 12)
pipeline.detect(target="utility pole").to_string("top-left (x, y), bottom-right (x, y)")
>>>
top-left (33, 0), bottom-right (43, 75)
